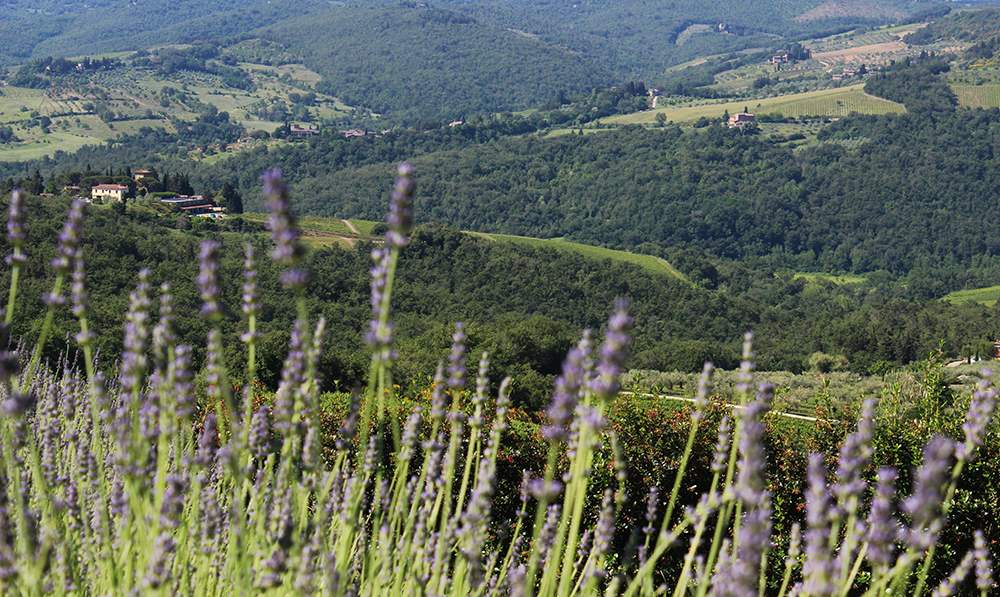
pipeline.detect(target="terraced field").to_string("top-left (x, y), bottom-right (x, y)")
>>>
top-left (953, 84), bottom-right (1000, 109)
top-left (605, 84), bottom-right (904, 125)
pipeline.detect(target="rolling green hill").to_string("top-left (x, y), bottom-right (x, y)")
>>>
top-left (258, 5), bottom-right (610, 120)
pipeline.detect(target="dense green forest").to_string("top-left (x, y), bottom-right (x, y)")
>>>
top-left (3, 197), bottom-right (996, 407)
top-left (864, 55), bottom-right (957, 112)
top-left (157, 110), bottom-right (1000, 282)
top-left (8, 106), bottom-right (1000, 295)
top-left (259, 5), bottom-right (610, 119)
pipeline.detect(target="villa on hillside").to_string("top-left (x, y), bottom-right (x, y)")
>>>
top-left (132, 169), bottom-right (156, 184)
top-left (158, 194), bottom-right (226, 218)
top-left (91, 183), bottom-right (128, 202)
top-left (290, 124), bottom-right (319, 138)
top-left (727, 112), bottom-right (756, 129)
top-left (341, 129), bottom-right (367, 138)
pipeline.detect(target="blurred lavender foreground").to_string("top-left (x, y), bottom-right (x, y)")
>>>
top-left (0, 167), bottom-right (996, 596)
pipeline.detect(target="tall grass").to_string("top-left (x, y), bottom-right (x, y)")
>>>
top-left (0, 168), bottom-right (995, 596)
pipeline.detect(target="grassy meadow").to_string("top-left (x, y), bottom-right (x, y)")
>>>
top-left (943, 284), bottom-right (1000, 307)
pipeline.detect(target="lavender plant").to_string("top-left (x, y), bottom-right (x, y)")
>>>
top-left (0, 174), bottom-right (996, 597)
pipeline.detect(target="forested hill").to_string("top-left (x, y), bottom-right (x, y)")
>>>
top-left (257, 5), bottom-right (610, 119)
top-left (2, 198), bottom-right (995, 399)
top-left (152, 109), bottom-right (1000, 279)
top-left (438, 0), bottom-right (949, 77)
top-left (0, 0), bottom-right (948, 119)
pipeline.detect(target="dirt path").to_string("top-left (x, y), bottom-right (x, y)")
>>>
top-left (342, 219), bottom-right (360, 236)
top-left (619, 391), bottom-right (829, 423)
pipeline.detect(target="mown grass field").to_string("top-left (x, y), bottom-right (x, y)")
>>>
top-left (943, 284), bottom-right (1000, 307)
top-left (242, 213), bottom-right (687, 280)
top-left (952, 83), bottom-right (1000, 109)
top-left (467, 232), bottom-right (688, 281)
top-left (241, 214), bottom-right (378, 248)
top-left (605, 85), bottom-right (905, 125)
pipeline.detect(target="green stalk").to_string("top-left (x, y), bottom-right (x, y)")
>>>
top-left (3, 251), bottom-right (21, 324)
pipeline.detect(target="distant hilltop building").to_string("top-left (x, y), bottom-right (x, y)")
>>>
top-left (290, 123), bottom-right (319, 138)
top-left (132, 169), bottom-right (156, 184)
top-left (91, 183), bottom-right (128, 202)
top-left (340, 129), bottom-right (367, 139)
top-left (728, 112), bottom-right (756, 129)
top-left (771, 53), bottom-right (790, 65)
top-left (158, 194), bottom-right (226, 218)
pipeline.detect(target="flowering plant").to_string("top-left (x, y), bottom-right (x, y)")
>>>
top-left (0, 168), bottom-right (995, 596)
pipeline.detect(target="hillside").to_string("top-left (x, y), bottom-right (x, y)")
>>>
top-left (257, 5), bottom-right (610, 119)
top-left (153, 109), bottom-right (1000, 285)
top-left (0, 1), bottom-right (330, 65)
top-left (0, 0), bottom-right (950, 122)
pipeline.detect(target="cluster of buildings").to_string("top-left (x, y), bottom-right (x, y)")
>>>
top-left (158, 194), bottom-right (227, 219)
top-left (88, 170), bottom-right (226, 219)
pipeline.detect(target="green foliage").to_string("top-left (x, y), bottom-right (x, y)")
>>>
top-left (865, 55), bottom-right (957, 113)
top-left (260, 5), bottom-right (609, 120)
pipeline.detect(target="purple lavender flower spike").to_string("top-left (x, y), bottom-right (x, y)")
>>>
top-left (143, 533), bottom-right (177, 589)
top-left (70, 250), bottom-right (88, 319)
top-left (959, 371), bottom-right (997, 461)
top-left (590, 299), bottom-right (632, 400)
top-left (385, 162), bottom-right (415, 248)
top-left (365, 247), bottom-right (395, 362)
top-left (173, 345), bottom-right (194, 422)
top-left (119, 269), bottom-right (151, 399)
top-left (833, 397), bottom-right (875, 511)
top-left (448, 322), bottom-right (467, 390)
top-left (932, 550), bottom-right (974, 597)
top-left (975, 529), bottom-right (994, 592)
top-left (249, 405), bottom-right (271, 459)
top-left (51, 198), bottom-right (85, 273)
top-left (241, 243), bottom-right (258, 342)
top-left (734, 383), bottom-right (772, 506)
top-left (5, 189), bottom-right (26, 266)
top-left (733, 506), bottom-right (772, 596)
top-left (273, 319), bottom-right (306, 436)
top-left (542, 332), bottom-right (589, 442)
top-left (802, 453), bottom-right (836, 596)
top-left (903, 435), bottom-right (954, 550)
top-left (261, 168), bottom-right (307, 289)
top-left (196, 414), bottom-right (218, 468)
top-left (734, 331), bottom-right (755, 399)
top-left (430, 363), bottom-right (447, 423)
top-left (866, 467), bottom-right (899, 569)
top-left (711, 415), bottom-right (732, 475)
top-left (590, 489), bottom-right (615, 579)
top-left (160, 473), bottom-right (187, 529)
top-left (198, 240), bottom-right (221, 318)
top-left (692, 361), bottom-right (714, 422)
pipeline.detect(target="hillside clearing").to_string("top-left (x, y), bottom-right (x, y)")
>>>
top-left (943, 285), bottom-right (1000, 307)
top-left (604, 85), bottom-right (904, 125)
top-left (467, 232), bottom-right (688, 282)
